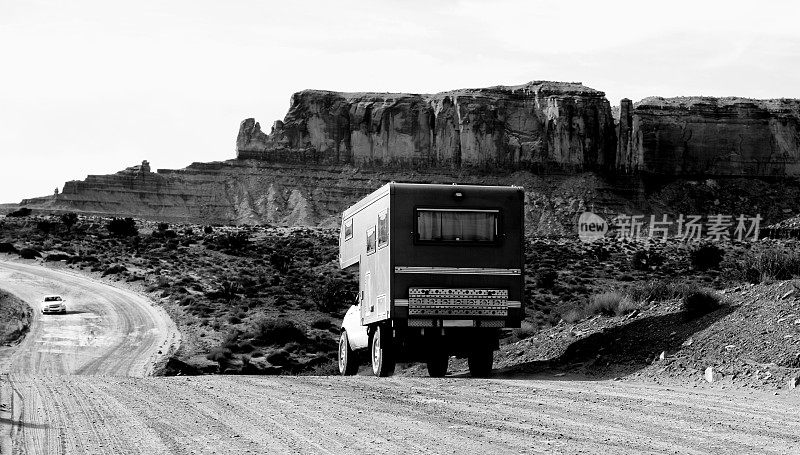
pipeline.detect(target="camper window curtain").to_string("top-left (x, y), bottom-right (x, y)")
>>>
top-left (417, 210), bottom-right (497, 242)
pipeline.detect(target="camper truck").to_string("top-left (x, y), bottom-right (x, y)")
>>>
top-left (337, 183), bottom-right (525, 377)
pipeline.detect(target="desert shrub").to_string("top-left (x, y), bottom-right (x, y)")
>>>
top-left (102, 264), bottom-right (128, 276)
top-left (250, 317), bottom-right (306, 346)
top-left (7, 207), bottom-right (31, 217)
top-left (592, 245), bottom-right (611, 261)
top-left (690, 244), bottom-right (725, 270)
top-left (209, 280), bottom-right (241, 303)
top-left (157, 222), bottom-right (169, 232)
top-left (560, 307), bottom-right (584, 323)
top-left (216, 232), bottom-right (250, 255)
top-left (744, 267), bottom-right (761, 284)
top-left (37, 220), bottom-right (55, 234)
top-left (60, 213), bottom-right (78, 230)
top-left (630, 250), bottom-right (664, 271)
top-left (266, 349), bottom-right (293, 366)
top-left (163, 229), bottom-right (177, 239)
top-left (625, 279), bottom-right (698, 303)
top-left (0, 242), bottom-right (18, 254)
top-left (511, 322), bottom-right (536, 340)
top-left (45, 253), bottom-right (72, 262)
top-left (270, 252), bottom-right (292, 273)
top-left (682, 289), bottom-right (722, 319)
top-left (535, 269), bottom-right (558, 289)
top-left (203, 226), bottom-right (213, 234)
top-left (585, 291), bottom-right (638, 316)
top-left (737, 247), bottom-right (800, 283)
top-left (316, 276), bottom-right (357, 314)
top-left (206, 346), bottom-right (233, 371)
top-left (18, 248), bottom-right (41, 259)
top-left (310, 317), bottom-right (333, 330)
top-left (107, 218), bottom-right (138, 237)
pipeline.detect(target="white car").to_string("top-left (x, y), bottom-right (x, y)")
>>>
top-left (41, 295), bottom-right (67, 314)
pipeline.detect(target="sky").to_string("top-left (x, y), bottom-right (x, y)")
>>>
top-left (1, 0), bottom-right (799, 202)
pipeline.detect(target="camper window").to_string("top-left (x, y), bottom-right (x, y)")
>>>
top-left (366, 226), bottom-right (376, 254)
top-left (344, 218), bottom-right (353, 240)
top-left (377, 209), bottom-right (388, 248)
top-left (416, 209), bottom-right (498, 242)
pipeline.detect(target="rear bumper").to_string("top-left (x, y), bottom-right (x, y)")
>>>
top-left (393, 297), bottom-right (523, 328)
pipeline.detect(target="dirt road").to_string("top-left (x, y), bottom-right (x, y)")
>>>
top-left (1, 260), bottom-right (799, 454)
top-left (4, 374), bottom-right (799, 454)
top-left (0, 260), bottom-right (179, 376)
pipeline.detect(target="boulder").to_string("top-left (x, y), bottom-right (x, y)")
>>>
top-left (704, 366), bottom-right (723, 383)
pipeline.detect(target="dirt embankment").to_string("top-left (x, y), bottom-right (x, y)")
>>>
top-left (0, 290), bottom-right (31, 347)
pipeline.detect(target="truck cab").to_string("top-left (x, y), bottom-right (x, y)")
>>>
top-left (338, 183), bottom-right (525, 377)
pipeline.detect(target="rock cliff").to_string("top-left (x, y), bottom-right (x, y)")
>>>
top-left (617, 97), bottom-right (800, 176)
top-left (237, 81), bottom-right (617, 170)
top-left (11, 83), bottom-right (800, 232)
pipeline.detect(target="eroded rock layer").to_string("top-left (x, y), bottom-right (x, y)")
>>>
top-left (237, 81), bottom-right (617, 170)
top-left (617, 97), bottom-right (800, 176)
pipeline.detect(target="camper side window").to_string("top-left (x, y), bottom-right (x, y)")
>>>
top-left (344, 218), bottom-right (353, 240)
top-left (377, 209), bottom-right (388, 248)
top-left (366, 227), bottom-right (376, 254)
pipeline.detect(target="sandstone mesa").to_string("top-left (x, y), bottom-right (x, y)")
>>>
top-left (9, 80), bottom-right (800, 229)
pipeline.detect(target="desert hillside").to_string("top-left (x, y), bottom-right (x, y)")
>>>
top-left (2, 215), bottom-right (799, 389)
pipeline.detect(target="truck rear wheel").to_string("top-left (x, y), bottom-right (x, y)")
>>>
top-left (371, 325), bottom-right (395, 377)
top-left (426, 353), bottom-right (449, 378)
top-left (338, 331), bottom-right (359, 376)
top-left (468, 349), bottom-right (494, 378)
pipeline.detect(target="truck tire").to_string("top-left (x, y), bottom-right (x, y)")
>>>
top-left (371, 325), bottom-right (395, 377)
top-left (468, 349), bottom-right (493, 378)
top-left (426, 353), bottom-right (449, 378)
top-left (338, 331), bottom-right (359, 376)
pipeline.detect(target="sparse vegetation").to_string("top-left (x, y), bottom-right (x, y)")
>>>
top-left (250, 317), bottom-right (307, 347)
top-left (18, 247), bottom-right (41, 259)
top-left (690, 244), bottom-right (725, 270)
top-left (0, 214), bottom-right (793, 378)
top-left (317, 276), bottom-right (357, 314)
top-left (6, 207), bottom-right (32, 217)
top-left (60, 213), bottom-right (78, 231)
top-left (535, 269), bottom-right (558, 289)
top-left (681, 289), bottom-right (722, 320)
top-left (585, 292), bottom-right (638, 316)
top-left (737, 246), bottom-right (800, 283)
top-left (107, 217), bottom-right (138, 237)
top-left (630, 250), bottom-right (664, 271)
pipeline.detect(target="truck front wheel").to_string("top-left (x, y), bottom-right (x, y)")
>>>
top-left (370, 325), bottom-right (396, 377)
top-left (468, 349), bottom-right (494, 378)
top-left (338, 331), bottom-right (359, 376)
